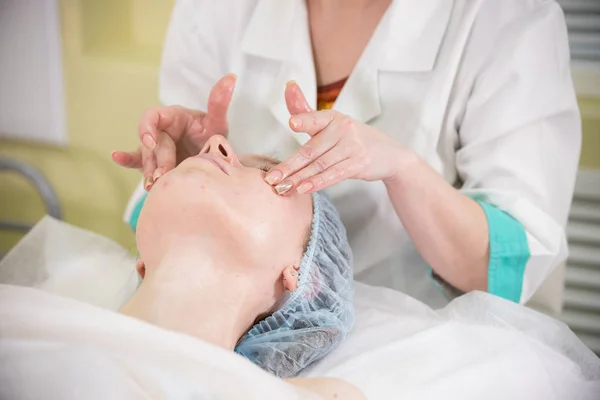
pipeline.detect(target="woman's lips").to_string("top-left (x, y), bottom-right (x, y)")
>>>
top-left (192, 153), bottom-right (230, 174)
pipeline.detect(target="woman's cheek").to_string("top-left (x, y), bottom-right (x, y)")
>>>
top-left (135, 208), bottom-right (165, 269)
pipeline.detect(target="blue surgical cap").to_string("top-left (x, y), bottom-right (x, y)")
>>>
top-left (234, 191), bottom-right (355, 378)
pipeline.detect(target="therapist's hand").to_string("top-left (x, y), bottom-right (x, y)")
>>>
top-left (265, 82), bottom-right (408, 195)
top-left (112, 73), bottom-right (236, 190)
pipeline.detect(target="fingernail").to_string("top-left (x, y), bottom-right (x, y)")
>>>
top-left (153, 167), bottom-right (163, 181)
top-left (286, 80), bottom-right (297, 87)
top-left (290, 117), bottom-right (302, 130)
top-left (265, 170), bottom-right (282, 185)
top-left (296, 182), bottom-right (313, 194)
top-left (144, 176), bottom-right (154, 191)
top-left (274, 181), bottom-right (293, 195)
top-left (142, 134), bottom-right (156, 150)
top-left (224, 73), bottom-right (237, 88)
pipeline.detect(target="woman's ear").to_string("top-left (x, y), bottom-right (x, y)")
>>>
top-left (282, 265), bottom-right (300, 292)
top-left (136, 259), bottom-right (146, 280)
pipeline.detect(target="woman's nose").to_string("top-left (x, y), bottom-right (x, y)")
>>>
top-left (200, 135), bottom-right (236, 163)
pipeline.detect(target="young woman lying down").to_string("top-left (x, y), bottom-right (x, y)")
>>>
top-left (1, 133), bottom-right (598, 398)
top-left (117, 134), bottom-right (364, 398)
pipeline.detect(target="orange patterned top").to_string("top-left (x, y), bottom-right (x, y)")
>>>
top-left (317, 77), bottom-right (348, 110)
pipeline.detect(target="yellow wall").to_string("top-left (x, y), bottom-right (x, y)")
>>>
top-left (1, 0), bottom-right (599, 255)
top-left (0, 0), bottom-right (175, 254)
top-left (579, 97), bottom-right (600, 170)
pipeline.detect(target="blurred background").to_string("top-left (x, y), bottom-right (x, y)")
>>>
top-left (0, 1), bottom-right (598, 352)
top-left (0, 0), bottom-right (176, 255)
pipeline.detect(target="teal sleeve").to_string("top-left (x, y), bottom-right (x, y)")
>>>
top-left (477, 201), bottom-right (530, 303)
top-left (427, 200), bottom-right (530, 303)
top-left (128, 192), bottom-right (148, 232)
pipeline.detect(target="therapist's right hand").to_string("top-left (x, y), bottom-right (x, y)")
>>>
top-left (112, 73), bottom-right (237, 190)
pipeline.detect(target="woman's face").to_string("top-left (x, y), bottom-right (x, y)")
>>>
top-left (136, 135), bottom-right (313, 281)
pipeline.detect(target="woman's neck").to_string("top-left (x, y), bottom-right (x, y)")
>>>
top-left (119, 251), bottom-right (263, 350)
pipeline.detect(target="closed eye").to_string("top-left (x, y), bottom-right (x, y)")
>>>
top-left (258, 164), bottom-right (272, 172)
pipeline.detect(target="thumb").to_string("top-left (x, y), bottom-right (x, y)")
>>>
top-left (204, 73), bottom-right (237, 138)
top-left (285, 81), bottom-right (313, 115)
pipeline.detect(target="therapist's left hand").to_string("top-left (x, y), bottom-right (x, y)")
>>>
top-left (265, 82), bottom-right (408, 195)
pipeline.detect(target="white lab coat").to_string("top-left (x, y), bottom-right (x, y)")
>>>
top-left (150, 0), bottom-right (581, 308)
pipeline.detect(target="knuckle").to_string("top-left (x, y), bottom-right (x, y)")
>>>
top-left (328, 110), bottom-right (336, 124)
top-left (139, 108), bottom-right (162, 136)
top-left (298, 146), bottom-right (315, 161)
top-left (310, 115), bottom-right (319, 128)
top-left (314, 158), bottom-right (329, 173)
top-left (342, 116), bottom-right (354, 126)
top-left (307, 180), bottom-right (322, 192)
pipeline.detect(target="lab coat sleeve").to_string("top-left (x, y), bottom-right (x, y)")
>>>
top-left (455, 2), bottom-right (581, 304)
top-left (123, 182), bottom-right (147, 232)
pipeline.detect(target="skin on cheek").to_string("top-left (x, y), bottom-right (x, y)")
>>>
top-left (153, 172), bottom-right (172, 190)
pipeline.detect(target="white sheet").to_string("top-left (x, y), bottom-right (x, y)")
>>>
top-left (0, 284), bottom-right (307, 400)
top-left (0, 216), bottom-right (139, 310)
top-left (303, 284), bottom-right (600, 399)
top-left (1, 217), bottom-right (599, 399)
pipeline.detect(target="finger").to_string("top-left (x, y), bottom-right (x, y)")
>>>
top-left (138, 106), bottom-right (194, 150)
top-left (288, 109), bottom-right (338, 136)
top-left (111, 150), bottom-right (142, 169)
top-left (204, 73), bottom-right (237, 137)
top-left (274, 147), bottom-right (350, 195)
top-left (182, 111), bottom-right (209, 153)
top-left (265, 122), bottom-right (343, 185)
top-left (296, 158), bottom-right (362, 194)
top-left (285, 81), bottom-right (313, 115)
top-left (153, 131), bottom-right (177, 180)
top-left (142, 147), bottom-right (157, 190)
